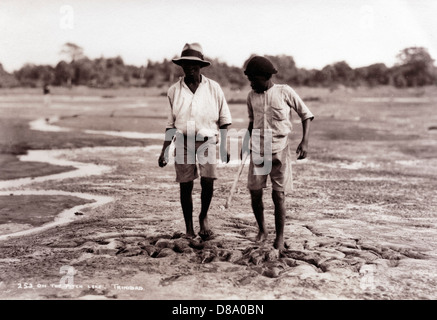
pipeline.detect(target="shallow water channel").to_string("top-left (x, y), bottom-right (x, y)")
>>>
top-left (0, 116), bottom-right (255, 240)
top-left (0, 117), bottom-right (156, 240)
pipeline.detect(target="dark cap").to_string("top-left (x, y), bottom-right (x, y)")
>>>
top-left (244, 56), bottom-right (278, 76)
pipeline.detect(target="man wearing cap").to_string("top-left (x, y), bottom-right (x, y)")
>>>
top-left (158, 43), bottom-right (232, 240)
top-left (242, 55), bottom-right (314, 251)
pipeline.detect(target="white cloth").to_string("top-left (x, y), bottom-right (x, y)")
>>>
top-left (247, 84), bottom-right (314, 154)
top-left (166, 75), bottom-right (232, 137)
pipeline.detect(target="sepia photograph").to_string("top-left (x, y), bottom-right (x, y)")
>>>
top-left (0, 0), bottom-right (436, 305)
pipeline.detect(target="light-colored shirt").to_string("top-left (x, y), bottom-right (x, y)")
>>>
top-left (166, 75), bottom-right (232, 137)
top-left (247, 84), bottom-right (314, 154)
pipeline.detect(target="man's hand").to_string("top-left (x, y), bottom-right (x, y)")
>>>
top-left (159, 130), bottom-right (174, 167)
top-left (158, 151), bottom-right (168, 167)
top-left (297, 118), bottom-right (312, 160)
top-left (296, 140), bottom-right (308, 160)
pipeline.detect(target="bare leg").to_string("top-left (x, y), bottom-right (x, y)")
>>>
top-left (250, 189), bottom-right (268, 242)
top-left (272, 190), bottom-right (286, 250)
top-left (180, 181), bottom-right (195, 238)
top-left (199, 177), bottom-right (214, 240)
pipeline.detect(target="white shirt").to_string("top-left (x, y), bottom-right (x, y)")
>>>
top-left (247, 84), bottom-right (314, 154)
top-left (166, 75), bottom-right (232, 137)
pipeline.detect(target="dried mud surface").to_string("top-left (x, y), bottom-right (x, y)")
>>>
top-left (0, 144), bottom-right (435, 300)
top-left (0, 89), bottom-right (436, 300)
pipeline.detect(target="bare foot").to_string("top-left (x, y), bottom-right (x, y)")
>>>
top-left (255, 231), bottom-right (268, 243)
top-left (198, 229), bottom-right (215, 241)
top-left (199, 214), bottom-right (214, 240)
top-left (185, 231), bottom-right (196, 239)
top-left (199, 214), bottom-right (209, 231)
top-left (273, 237), bottom-right (285, 251)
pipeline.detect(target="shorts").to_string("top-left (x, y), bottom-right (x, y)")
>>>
top-left (247, 144), bottom-right (293, 193)
top-left (173, 133), bottom-right (218, 183)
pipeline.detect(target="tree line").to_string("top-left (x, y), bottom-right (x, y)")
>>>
top-left (1, 43), bottom-right (436, 89)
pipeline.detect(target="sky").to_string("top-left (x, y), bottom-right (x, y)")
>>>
top-left (0, 0), bottom-right (436, 73)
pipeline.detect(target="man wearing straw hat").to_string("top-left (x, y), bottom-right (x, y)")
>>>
top-left (158, 43), bottom-right (232, 240)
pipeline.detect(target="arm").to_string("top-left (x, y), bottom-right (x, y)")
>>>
top-left (296, 118), bottom-right (311, 160)
top-left (241, 94), bottom-right (254, 159)
top-left (159, 92), bottom-right (176, 167)
top-left (217, 86), bottom-right (232, 163)
top-left (158, 128), bottom-right (176, 167)
top-left (284, 86), bottom-right (314, 160)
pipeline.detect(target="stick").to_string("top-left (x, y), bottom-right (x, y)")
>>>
top-left (225, 152), bottom-right (249, 209)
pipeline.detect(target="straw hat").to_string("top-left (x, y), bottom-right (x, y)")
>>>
top-left (172, 43), bottom-right (211, 68)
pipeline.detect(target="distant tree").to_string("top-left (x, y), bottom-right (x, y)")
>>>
top-left (143, 60), bottom-right (158, 87)
top-left (71, 58), bottom-right (97, 85)
top-left (266, 55), bottom-right (298, 85)
top-left (368, 63), bottom-right (389, 85)
top-left (91, 57), bottom-right (109, 86)
top-left (353, 66), bottom-right (368, 86)
top-left (310, 61), bottom-right (355, 87)
top-left (299, 68), bottom-right (319, 87)
top-left (355, 63), bottom-right (389, 87)
top-left (54, 60), bottom-right (74, 86)
top-left (227, 65), bottom-right (247, 89)
top-left (0, 63), bottom-right (19, 87)
top-left (332, 61), bottom-right (354, 84)
top-left (10, 44), bottom-right (437, 89)
top-left (36, 65), bottom-right (55, 84)
top-left (394, 47), bottom-right (436, 86)
top-left (14, 63), bottom-right (55, 87)
top-left (161, 58), bottom-right (174, 82)
top-left (14, 64), bottom-right (39, 84)
top-left (318, 64), bottom-right (336, 85)
top-left (397, 46), bottom-right (434, 67)
top-left (114, 56), bottom-right (124, 66)
top-left (203, 58), bottom-right (233, 87)
top-left (390, 69), bottom-right (408, 88)
top-left (60, 42), bottom-right (85, 62)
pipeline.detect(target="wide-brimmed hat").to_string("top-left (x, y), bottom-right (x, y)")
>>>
top-left (172, 43), bottom-right (211, 68)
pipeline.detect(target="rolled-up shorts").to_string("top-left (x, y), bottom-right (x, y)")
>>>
top-left (173, 134), bottom-right (218, 183)
top-left (247, 144), bottom-right (293, 193)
